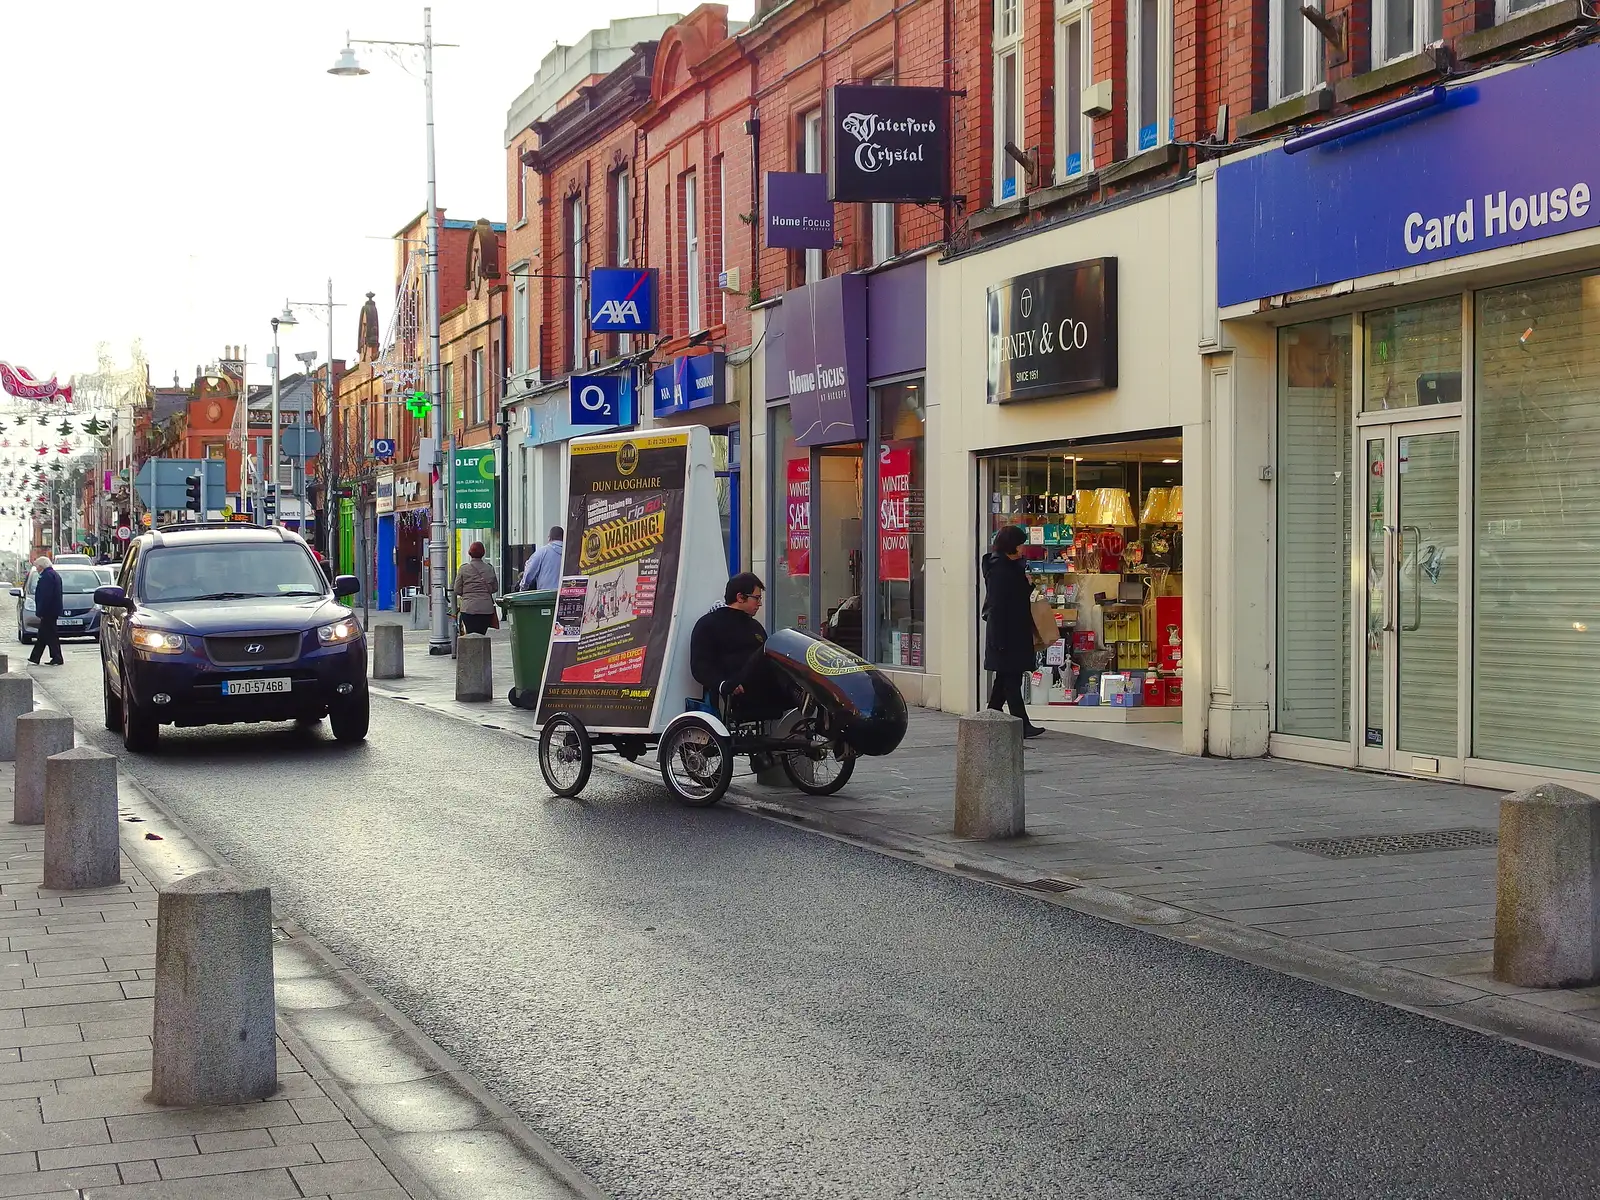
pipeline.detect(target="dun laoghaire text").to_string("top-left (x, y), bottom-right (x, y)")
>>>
top-left (1404, 183), bottom-right (1591, 255)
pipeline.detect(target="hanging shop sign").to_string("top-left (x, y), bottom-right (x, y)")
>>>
top-left (765, 172), bottom-right (834, 250)
top-left (451, 446), bottom-right (496, 527)
top-left (986, 258), bottom-right (1118, 404)
top-left (784, 273), bottom-right (868, 445)
top-left (375, 471), bottom-right (395, 516)
top-left (1217, 43), bottom-right (1600, 306)
top-left (652, 353), bottom-right (725, 417)
top-left (372, 438), bottom-right (397, 460)
top-left (589, 268), bottom-right (657, 333)
top-left (878, 441), bottom-right (913, 583)
top-left (828, 84), bottom-right (950, 204)
top-left (569, 372), bottom-right (633, 426)
top-left (785, 457), bottom-right (811, 576)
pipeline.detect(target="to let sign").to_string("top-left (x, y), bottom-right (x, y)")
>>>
top-left (987, 258), bottom-right (1118, 404)
top-left (828, 84), bottom-right (950, 204)
top-left (452, 446), bottom-right (496, 527)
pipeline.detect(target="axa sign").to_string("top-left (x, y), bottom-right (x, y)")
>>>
top-left (589, 268), bottom-right (657, 333)
top-left (829, 84), bottom-right (950, 204)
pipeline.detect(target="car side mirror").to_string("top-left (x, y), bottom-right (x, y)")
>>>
top-left (7, 588), bottom-right (18, 598)
top-left (93, 585), bottom-right (133, 610)
top-left (332, 575), bottom-right (360, 598)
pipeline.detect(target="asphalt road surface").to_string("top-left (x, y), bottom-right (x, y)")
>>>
top-left (35, 652), bottom-right (1600, 1200)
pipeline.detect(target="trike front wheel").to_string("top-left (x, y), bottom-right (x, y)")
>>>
top-left (659, 717), bottom-right (733, 807)
top-left (781, 741), bottom-right (856, 796)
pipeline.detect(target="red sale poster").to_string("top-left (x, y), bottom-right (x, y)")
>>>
top-left (786, 457), bottom-right (811, 576)
top-left (878, 442), bottom-right (913, 582)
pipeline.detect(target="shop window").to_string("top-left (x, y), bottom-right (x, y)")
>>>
top-left (769, 405), bottom-right (810, 634)
top-left (875, 382), bottom-right (926, 669)
top-left (1127, 0), bottom-right (1172, 154)
top-left (1497, 0), bottom-right (1560, 16)
top-left (1055, 0), bottom-right (1093, 180)
top-left (818, 444), bottom-right (866, 656)
top-left (1270, 0), bottom-right (1324, 105)
top-left (994, 0), bottom-right (1024, 200)
top-left (1373, 0), bottom-right (1441, 66)
top-left (1363, 296), bottom-right (1461, 411)
top-left (1474, 271), bottom-right (1600, 772)
top-left (1276, 317), bottom-right (1353, 741)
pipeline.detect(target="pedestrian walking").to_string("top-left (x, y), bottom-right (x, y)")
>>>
top-left (518, 526), bottom-right (565, 591)
top-left (27, 555), bottom-right (65, 667)
top-left (981, 525), bottom-right (1044, 737)
top-left (453, 542), bottom-right (499, 636)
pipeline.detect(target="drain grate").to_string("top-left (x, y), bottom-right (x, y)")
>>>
top-left (1286, 828), bottom-right (1498, 859)
top-left (1022, 878), bottom-right (1078, 893)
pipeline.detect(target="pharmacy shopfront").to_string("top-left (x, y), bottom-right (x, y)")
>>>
top-left (928, 184), bottom-right (1208, 751)
top-left (1214, 44), bottom-right (1600, 789)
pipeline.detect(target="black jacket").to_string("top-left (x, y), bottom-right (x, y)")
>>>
top-left (33, 567), bottom-right (63, 621)
top-left (690, 605), bottom-right (767, 695)
top-left (981, 551), bottom-right (1035, 674)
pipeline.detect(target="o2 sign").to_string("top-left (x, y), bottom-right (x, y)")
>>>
top-left (371, 438), bottom-right (397, 460)
top-left (569, 373), bottom-right (629, 426)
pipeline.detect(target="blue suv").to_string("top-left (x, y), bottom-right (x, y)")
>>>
top-left (96, 524), bottom-right (368, 752)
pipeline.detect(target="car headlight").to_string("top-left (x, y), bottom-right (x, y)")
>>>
top-left (317, 618), bottom-right (360, 646)
top-left (22, 599), bottom-right (34, 612)
top-left (131, 628), bottom-right (185, 654)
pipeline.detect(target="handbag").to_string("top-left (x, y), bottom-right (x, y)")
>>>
top-left (1030, 599), bottom-right (1059, 649)
top-left (489, 610), bottom-right (501, 630)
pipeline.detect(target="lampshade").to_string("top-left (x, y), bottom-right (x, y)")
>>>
top-left (1094, 487), bottom-right (1136, 527)
top-left (1166, 485), bottom-right (1183, 525)
top-left (1140, 487), bottom-right (1170, 526)
top-left (1073, 490), bottom-right (1099, 526)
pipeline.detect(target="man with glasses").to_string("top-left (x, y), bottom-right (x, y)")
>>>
top-left (689, 572), bottom-right (795, 721)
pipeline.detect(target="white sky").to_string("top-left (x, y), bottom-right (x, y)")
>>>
top-left (0, 0), bottom-right (753, 392)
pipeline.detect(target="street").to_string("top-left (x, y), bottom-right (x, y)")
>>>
top-left (27, 650), bottom-right (1600, 1200)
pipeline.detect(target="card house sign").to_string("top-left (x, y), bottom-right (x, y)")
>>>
top-left (828, 84), bottom-right (950, 204)
top-left (987, 258), bottom-right (1118, 404)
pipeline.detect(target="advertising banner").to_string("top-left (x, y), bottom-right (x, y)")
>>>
top-left (784, 272), bottom-right (869, 445)
top-left (537, 432), bottom-right (690, 730)
top-left (829, 84), bottom-right (950, 204)
top-left (785, 457), bottom-right (811, 577)
top-left (765, 172), bottom-right (835, 249)
top-left (986, 258), bottom-right (1118, 404)
top-left (877, 442), bottom-right (912, 582)
top-left (451, 446), bottom-right (496, 527)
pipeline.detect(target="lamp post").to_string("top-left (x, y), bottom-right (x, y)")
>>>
top-left (269, 305), bottom-right (297, 527)
top-left (331, 10), bottom-right (456, 656)
top-left (286, 280), bottom-right (342, 557)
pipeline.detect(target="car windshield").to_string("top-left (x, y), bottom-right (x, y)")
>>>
top-left (140, 543), bottom-right (327, 604)
top-left (28, 569), bottom-right (102, 594)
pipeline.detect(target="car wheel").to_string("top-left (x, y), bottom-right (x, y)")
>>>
top-left (102, 663), bottom-right (122, 732)
top-left (17, 625), bottom-right (32, 645)
top-left (329, 685), bottom-right (369, 743)
top-left (120, 672), bottom-right (158, 754)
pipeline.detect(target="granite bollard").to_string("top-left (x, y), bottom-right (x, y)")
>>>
top-left (1494, 782), bottom-right (1600, 987)
top-left (954, 710), bottom-right (1026, 839)
top-left (0, 652), bottom-right (9, 674)
top-left (455, 633), bottom-right (492, 702)
top-left (13, 711), bottom-right (73, 825)
top-left (0, 674), bottom-right (33, 761)
top-left (151, 869), bottom-right (277, 1106)
top-left (372, 623), bottom-right (405, 680)
top-left (43, 748), bottom-right (120, 890)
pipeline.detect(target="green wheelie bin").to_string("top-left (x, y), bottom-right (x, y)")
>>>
top-left (499, 589), bottom-right (558, 709)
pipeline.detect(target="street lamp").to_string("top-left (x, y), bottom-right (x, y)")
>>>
top-left (285, 281), bottom-right (344, 560)
top-left (329, 9), bottom-right (456, 656)
top-left (269, 304), bottom-right (298, 527)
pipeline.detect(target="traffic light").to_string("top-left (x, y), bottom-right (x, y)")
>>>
top-left (184, 473), bottom-right (202, 514)
top-left (262, 484), bottom-right (276, 518)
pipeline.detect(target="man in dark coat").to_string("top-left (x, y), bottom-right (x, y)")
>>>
top-left (982, 525), bottom-right (1044, 737)
top-left (690, 572), bottom-right (795, 721)
top-left (27, 556), bottom-right (65, 667)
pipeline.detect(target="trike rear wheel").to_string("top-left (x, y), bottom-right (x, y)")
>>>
top-left (659, 717), bottom-right (733, 807)
top-left (539, 712), bottom-right (593, 797)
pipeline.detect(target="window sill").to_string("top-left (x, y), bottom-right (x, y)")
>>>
top-left (1099, 142), bottom-right (1181, 188)
top-left (966, 199), bottom-right (1027, 232)
top-left (1029, 172), bottom-right (1100, 212)
top-left (1334, 52), bottom-right (1438, 105)
top-left (1458, 0), bottom-right (1584, 58)
top-left (1235, 86), bottom-right (1334, 139)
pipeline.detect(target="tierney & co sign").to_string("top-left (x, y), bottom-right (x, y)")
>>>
top-left (986, 258), bottom-right (1118, 404)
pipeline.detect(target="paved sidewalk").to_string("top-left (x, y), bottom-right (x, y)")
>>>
top-left (0, 763), bottom-right (412, 1200)
top-left (367, 620), bottom-right (1600, 1061)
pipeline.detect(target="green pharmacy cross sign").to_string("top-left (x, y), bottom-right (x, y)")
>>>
top-left (406, 390), bottom-right (432, 419)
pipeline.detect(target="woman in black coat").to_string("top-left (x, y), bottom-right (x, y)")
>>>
top-left (981, 525), bottom-right (1044, 737)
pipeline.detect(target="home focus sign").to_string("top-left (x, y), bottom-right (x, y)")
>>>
top-left (986, 258), bottom-right (1118, 404)
top-left (828, 84), bottom-right (950, 204)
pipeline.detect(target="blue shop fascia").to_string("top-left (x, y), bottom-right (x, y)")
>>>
top-left (1206, 41), bottom-right (1600, 792)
